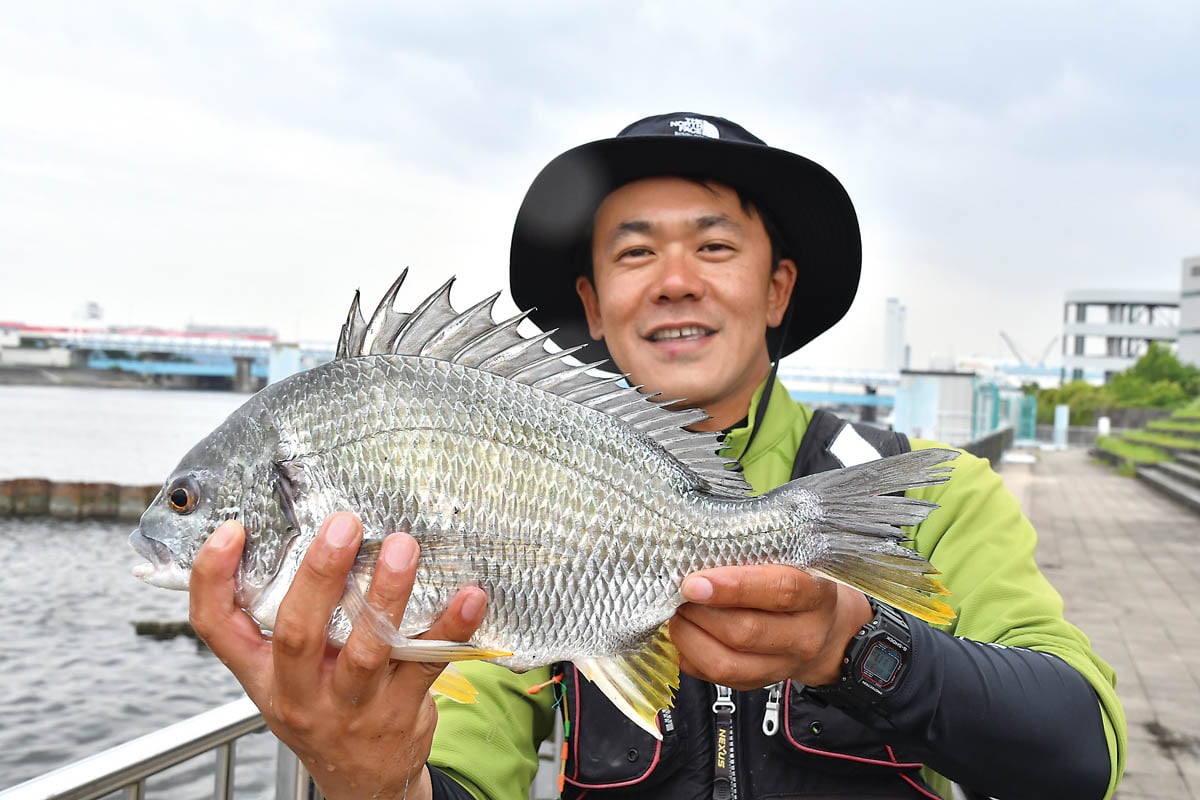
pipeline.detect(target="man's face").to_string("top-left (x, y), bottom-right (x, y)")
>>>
top-left (576, 176), bottom-right (796, 431)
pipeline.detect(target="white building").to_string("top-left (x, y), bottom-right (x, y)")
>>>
top-left (1061, 289), bottom-right (1179, 382)
top-left (883, 297), bottom-right (908, 373)
top-left (1179, 255), bottom-right (1200, 366)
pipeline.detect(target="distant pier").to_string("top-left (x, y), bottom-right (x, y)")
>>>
top-left (0, 478), bottom-right (158, 520)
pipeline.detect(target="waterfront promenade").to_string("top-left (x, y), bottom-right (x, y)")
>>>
top-left (1000, 447), bottom-right (1200, 799)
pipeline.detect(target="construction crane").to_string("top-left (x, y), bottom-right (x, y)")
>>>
top-left (1000, 332), bottom-right (1060, 367)
top-left (1000, 331), bottom-right (1029, 365)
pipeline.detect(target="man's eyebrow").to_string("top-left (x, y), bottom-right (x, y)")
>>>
top-left (606, 219), bottom-right (653, 247)
top-left (604, 214), bottom-right (743, 247)
top-left (695, 213), bottom-right (743, 233)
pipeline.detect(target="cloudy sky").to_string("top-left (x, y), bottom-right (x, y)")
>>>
top-left (1, 1), bottom-right (1196, 371)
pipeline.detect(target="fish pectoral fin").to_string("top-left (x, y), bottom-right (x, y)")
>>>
top-left (339, 548), bottom-right (508, 663)
top-left (575, 622), bottom-right (679, 741)
top-left (340, 572), bottom-right (402, 645)
top-left (430, 663), bottom-right (479, 704)
top-left (388, 638), bottom-right (511, 662)
top-left (270, 460), bottom-right (306, 535)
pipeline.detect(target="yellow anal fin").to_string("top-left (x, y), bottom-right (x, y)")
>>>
top-left (576, 622), bottom-right (680, 741)
top-left (431, 663), bottom-right (479, 704)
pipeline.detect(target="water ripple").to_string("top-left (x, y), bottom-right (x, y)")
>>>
top-left (0, 518), bottom-right (266, 797)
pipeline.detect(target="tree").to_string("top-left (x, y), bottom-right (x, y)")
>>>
top-left (1036, 345), bottom-right (1200, 423)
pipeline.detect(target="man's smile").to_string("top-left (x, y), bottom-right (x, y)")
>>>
top-left (646, 325), bottom-right (716, 342)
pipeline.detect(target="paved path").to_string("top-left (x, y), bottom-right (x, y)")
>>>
top-left (1000, 448), bottom-right (1200, 799)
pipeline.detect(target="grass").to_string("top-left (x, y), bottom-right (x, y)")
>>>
top-left (1146, 419), bottom-right (1200, 434)
top-left (1094, 435), bottom-right (1172, 466)
top-left (1120, 430), bottom-right (1200, 451)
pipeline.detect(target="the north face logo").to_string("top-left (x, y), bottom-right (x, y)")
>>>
top-left (669, 117), bottom-right (720, 138)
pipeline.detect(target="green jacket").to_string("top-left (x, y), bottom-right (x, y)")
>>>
top-left (429, 378), bottom-right (1127, 799)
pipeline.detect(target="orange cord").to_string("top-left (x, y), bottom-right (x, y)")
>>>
top-left (525, 672), bottom-right (564, 695)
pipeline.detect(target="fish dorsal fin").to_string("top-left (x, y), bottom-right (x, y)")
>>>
top-left (575, 622), bottom-right (680, 741)
top-left (335, 272), bottom-right (751, 496)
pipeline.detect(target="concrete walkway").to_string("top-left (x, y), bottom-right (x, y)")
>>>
top-left (1000, 447), bottom-right (1200, 799)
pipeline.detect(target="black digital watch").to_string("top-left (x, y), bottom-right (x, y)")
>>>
top-left (803, 598), bottom-right (912, 708)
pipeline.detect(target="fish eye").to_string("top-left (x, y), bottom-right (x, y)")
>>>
top-left (166, 477), bottom-right (200, 514)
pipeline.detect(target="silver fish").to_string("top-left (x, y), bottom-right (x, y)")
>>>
top-left (130, 270), bottom-right (956, 737)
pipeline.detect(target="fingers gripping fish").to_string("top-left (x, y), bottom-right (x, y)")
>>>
top-left (129, 270), bottom-right (957, 739)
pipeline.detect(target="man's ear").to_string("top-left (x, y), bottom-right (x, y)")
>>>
top-left (767, 258), bottom-right (798, 328)
top-left (575, 275), bottom-right (605, 341)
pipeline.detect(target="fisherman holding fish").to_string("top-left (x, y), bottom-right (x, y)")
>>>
top-left (177, 113), bottom-right (1126, 799)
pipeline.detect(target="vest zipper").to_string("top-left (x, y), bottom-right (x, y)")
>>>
top-left (712, 684), bottom-right (738, 800)
top-left (761, 680), bottom-right (784, 736)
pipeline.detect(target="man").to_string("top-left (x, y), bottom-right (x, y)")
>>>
top-left (190, 113), bottom-right (1126, 799)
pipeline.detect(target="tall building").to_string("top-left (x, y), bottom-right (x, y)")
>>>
top-left (1179, 255), bottom-right (1200, 366)
top-left (884, 298), bottom-right (908, 372)
top-left (1061, 290), bottom-right (1179, 382)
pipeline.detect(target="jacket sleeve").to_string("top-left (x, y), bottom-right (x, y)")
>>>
top-left (832, 612), bottom-right (1112, 799)
top-left (428, 662), bottom-right (557, 800)
top-left (873, 443), bottom-right (1127, 799)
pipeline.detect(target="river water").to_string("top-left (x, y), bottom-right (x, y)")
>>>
top-left (0, 385), bottom-right (276, 796)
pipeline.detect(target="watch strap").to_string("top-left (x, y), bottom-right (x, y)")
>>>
top-left (803, 598), bottom-right (912, 708)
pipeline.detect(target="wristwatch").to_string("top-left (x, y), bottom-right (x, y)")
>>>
top-left (803, 598), bottom-right (912, 708)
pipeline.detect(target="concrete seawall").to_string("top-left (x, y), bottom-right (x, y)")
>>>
top-left (0, 478), bottom-right (159, 520)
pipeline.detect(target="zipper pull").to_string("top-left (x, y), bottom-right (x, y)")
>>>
top-left (761, 681), bottom-right (783, 736)
top-left (712, 684), bottom-right (736, 715)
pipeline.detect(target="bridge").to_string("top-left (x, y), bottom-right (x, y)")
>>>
top-left (52, 327), bottom-right (335, 390)
top-left (5, 320), bottom-right (1069, 411)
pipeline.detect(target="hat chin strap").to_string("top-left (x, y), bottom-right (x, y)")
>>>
top-left (735, 298), bottom-right (796, 465)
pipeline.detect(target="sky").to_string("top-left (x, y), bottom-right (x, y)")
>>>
top-left (1, 1), bottom-right (1197, 371)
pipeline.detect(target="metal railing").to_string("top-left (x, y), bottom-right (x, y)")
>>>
top-left (0, 697), bottom-right (320, 800)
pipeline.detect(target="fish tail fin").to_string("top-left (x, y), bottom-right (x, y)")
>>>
top-left (780, 448), bottom-right (958, 625)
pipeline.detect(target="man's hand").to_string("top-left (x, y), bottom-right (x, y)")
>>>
top-left (189, 512), bottom-right (487, 800)
top-left (670, 564), bottom-right (873, 690)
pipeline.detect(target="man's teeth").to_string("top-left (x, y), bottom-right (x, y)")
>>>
top-left (651, 326), bottom-right (708, 341)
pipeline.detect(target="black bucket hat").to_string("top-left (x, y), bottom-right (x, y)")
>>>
top-left (509, 112), bottom-right (862, 365)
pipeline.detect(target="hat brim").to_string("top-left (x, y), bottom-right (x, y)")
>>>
top-left (509, 135), bottom-right (861, 366)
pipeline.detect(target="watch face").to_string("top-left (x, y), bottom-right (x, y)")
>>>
top-left (860, 641), bottom-right (903, 688)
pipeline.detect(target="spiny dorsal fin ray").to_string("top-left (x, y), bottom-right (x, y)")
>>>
top-left (456, 311), bottom-right (534, 367)
top-left (391, 277), bottom-right (459, 355)
top-left (364, 271), bottom-right (414, 355)
top-left (561, 374), bottom-right (628, 403)
top-left (337, 291), bottom-right (367, 359)
top-left (336, 273), bottom-right (751, 496)
top-left (419, 292), bottom-right (503, 360)
top-left (469, 323), bottom-right (553, 371)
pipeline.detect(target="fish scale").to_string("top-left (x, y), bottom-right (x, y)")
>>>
top-left (130, 270), bottom-right (959, 740)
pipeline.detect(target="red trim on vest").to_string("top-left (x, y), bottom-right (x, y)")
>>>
top-left (781, 681), bottom-right (924, 769)
top-left (899, 771), bottom-right (944, 799)
top-left (563, 665), bottom-right (665, 790)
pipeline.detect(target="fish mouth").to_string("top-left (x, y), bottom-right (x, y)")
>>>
top-left (129, 529), bottom-right (190, 591)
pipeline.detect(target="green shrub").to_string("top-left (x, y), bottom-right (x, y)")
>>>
top-left (1037, 380), bottom-right (1113, 425)
top-left (1038, 344), bottom-right (1200, 424)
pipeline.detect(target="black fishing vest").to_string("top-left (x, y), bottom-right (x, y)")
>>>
top-left (554, 410), bottom-right (940, 800)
